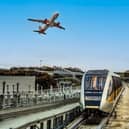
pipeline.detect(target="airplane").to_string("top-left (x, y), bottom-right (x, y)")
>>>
top-left (28, 12), bottom-right (65, 35)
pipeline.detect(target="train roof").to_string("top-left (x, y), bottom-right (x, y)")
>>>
top-left (85, 69), bottom-right (120, 77)
top-left (86, 69), bottom-right (109, 75)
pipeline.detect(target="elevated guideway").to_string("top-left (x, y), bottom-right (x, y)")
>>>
top-left (102, 83), bottom-right (129, 129)
top-left (0, 98), bottom-right (79, 120)
top-left (0, 102), bottom-right (80, 129)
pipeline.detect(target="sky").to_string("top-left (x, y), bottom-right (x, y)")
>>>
top-left (0, 0), bottom-right (129, 72)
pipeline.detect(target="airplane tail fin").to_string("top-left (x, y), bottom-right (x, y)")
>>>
top-left (33, 30), bottom-right (46, 35)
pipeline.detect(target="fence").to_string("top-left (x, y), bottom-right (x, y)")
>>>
top-left (0, 86), bottom-right (80, 109)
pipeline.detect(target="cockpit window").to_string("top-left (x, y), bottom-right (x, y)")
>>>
top-left (85, 75), bottom-right (106, 91)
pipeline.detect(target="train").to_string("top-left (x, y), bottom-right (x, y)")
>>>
top-left (80, 70), bottom-right (123, 113)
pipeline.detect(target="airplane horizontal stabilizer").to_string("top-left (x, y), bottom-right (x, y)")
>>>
top-left (33, 30), bottom-right (46, 35)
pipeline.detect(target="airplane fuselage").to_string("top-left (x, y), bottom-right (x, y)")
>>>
top-left (46, 13), bottom-right (59, 27)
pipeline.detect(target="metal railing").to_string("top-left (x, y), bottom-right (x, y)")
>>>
top-left (0, 86), bottom-right (80, 110)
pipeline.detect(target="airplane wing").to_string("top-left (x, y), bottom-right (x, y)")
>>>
top-left (28, 18), bottom-right (44, 23)
top-left (57, 25), bottom-right (65, 30)
top-left (28, 13), bottom-right (59, 25)
top-left (53, 22), bottom-right (65, 30)
top-left (28, 18), bottom-right (49, 24)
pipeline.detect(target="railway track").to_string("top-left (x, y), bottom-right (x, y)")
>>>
top-left (77, 113), bottom-right (107, 129)
top-left (78, 116), bottom-right (108, 129)
top-left (65, 115), bottom-right (85, 129)
top-left (101, 86), bottom-right (129, 129)
top-left (101, 87), bottom-right (125, 129)
top-left (66, 111), bottom-right (107, 129)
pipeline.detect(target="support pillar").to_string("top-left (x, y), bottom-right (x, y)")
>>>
top-left (30, 125), bottom-right (34, 129)
top-left (51, 118), bottom-right (54, 129)
top-left (7, 92), bottom-right (11, 107)
top-left (40, 122), bottom-right (44, 129)
top-left (43, 120), bottom-right (47, 129)
top-left (36, 123), bottom-right (40, 129)
top-left (2, 81), bottom-right (6, 108)
top-left (63, 114), bottom-right (66, 122)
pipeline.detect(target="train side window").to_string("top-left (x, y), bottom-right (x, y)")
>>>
top-left (118, 78), bottom-right (122, 87)
top-left (117, 78), bottom-right (120, 87)
top-left (112, 77), bottom-right (116, 89)
top-left (120, 80), bottom-right (122, 86)
top-left (107, 81), bottom-right (113, 97)
top-left (113, 77), bottom-right (121, 88)
top-left (112, 76), bottom-right (120, 99)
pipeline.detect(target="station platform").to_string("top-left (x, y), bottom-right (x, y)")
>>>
top-left (103, 85), bottom-right (129, 129)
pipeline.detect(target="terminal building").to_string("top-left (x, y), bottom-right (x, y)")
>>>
top-left (0, 66), bottom-right (83, 94)
top-left (0, 76), bottom-right (35, 95)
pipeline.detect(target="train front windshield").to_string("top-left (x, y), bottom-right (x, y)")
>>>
top-left (85, 75), bottom-right (106, 91)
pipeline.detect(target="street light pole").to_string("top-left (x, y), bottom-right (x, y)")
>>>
top-left (40, 60), bottom-right (42, 68)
